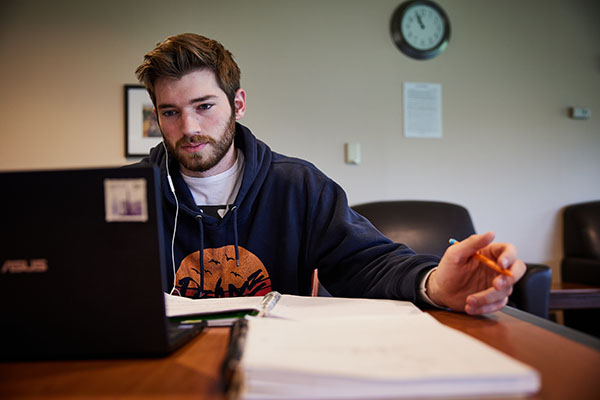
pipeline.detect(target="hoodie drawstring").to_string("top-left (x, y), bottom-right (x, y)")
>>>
top-left (195, 214), bottom-right (205, 298)
top-left (231, 206), bottom-right (240, 267)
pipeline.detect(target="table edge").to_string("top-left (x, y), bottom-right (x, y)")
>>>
top-left (501, 306), bottom-right (600, 351)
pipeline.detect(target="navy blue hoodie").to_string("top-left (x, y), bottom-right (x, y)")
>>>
top-left (135, 123), bottom-right (439, 302)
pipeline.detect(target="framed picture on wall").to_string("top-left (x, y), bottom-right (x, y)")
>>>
top-left (124, 85), bottom-right (162, 157)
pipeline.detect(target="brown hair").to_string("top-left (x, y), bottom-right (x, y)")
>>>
top-left (135, 33), bottom-right (241, 107)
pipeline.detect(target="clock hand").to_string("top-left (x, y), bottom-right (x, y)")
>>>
top-left (416, 13), bottom-right (425, 29)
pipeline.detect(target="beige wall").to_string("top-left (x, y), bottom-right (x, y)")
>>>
top-left (1, 0), bottom-right (599, 280)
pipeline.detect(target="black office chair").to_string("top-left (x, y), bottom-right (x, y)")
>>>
top-left (350, 200), bottom-right (552, 318)
top-left (561, 200), bottom-right (600, 336)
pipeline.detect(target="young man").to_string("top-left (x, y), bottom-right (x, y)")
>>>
top-left (134, 33), bottom-right (525, 315)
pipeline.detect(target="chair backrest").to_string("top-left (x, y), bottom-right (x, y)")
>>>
top-left (352, 200), bottom-right (476, 257)
top-left (563, 200), bottom-right (600, 260)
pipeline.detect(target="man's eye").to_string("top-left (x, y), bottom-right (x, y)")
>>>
top-left (198, 104), bottom-right (213, 111)
top-left (162, 110), bottom-right (177, 117)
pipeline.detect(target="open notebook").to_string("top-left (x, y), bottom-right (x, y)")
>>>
top-left (165, 292), bottom-right (422, 325)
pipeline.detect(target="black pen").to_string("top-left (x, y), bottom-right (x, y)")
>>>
top-left (221, 318), bottom-right (248, 397)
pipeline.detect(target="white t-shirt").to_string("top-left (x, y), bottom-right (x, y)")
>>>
top-left (181, 149), bottom-right (245, 218)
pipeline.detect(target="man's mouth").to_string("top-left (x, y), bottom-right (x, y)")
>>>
top-left (180, 141), bottom-right (208, 153)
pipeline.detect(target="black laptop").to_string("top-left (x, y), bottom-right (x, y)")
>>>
top-left (0, 166), bottom-right (205, 360)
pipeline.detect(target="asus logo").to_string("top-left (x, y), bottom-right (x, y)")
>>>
top-left (1, 259), bottom-right (49, 274)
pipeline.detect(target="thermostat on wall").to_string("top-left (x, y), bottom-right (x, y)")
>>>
top-left (569, 107), bottom-right (591, 120)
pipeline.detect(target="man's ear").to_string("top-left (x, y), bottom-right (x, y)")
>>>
top-left (233, 89), bottom-right (246, 120)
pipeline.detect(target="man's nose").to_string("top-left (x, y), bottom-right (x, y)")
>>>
top-left (181, 112), bottom-right (201, 136)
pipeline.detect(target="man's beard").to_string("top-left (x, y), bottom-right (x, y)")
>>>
top-left (164, 114), bottom-right (236, 173)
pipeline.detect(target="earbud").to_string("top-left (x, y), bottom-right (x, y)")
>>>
top-left (167, 175), bottom-right (176, 194)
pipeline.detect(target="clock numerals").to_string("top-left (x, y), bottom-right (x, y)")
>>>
top-left (402, 6), bottom-right (444, 50)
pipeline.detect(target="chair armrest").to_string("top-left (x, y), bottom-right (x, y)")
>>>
top-left (561, 258), bottom-right (600, 286)
top-left (508, 263), bottom-right (552, 319)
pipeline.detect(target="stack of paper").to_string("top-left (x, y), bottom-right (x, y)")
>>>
top-left (237, 315), bottom-right (540, 399)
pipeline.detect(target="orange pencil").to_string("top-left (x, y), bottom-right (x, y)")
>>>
top-left (449, 238), bottom-right (513, 277)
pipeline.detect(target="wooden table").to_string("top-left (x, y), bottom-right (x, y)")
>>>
top-left (1, 308), bottom-right (599, 400)
top-left (549, 282), bottom-right (600, 309)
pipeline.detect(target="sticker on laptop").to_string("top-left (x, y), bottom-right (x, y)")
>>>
top-left (104, 178), bottom-right (149, 222)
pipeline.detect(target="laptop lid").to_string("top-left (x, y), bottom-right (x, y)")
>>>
top-left (0, 166), bottom-right (203, 359)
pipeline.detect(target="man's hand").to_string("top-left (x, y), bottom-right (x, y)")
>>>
top-left (426, 232), bottom-right (526, 315)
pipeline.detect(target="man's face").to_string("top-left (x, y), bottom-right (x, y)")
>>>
top-left (154, 69), bottom-right (246, 177)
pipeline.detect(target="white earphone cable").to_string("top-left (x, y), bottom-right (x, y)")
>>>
top-left (164, 142), bottom-right (181, 296)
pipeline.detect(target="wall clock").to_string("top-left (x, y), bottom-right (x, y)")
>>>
top-left (390, 0), bottom-right (451, 60)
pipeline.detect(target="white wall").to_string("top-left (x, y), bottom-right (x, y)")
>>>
top-left (1, 0), bottom-right (599, 279)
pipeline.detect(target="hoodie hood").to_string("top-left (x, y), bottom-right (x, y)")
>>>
top-left (140, 123), bottom-right (274, 298)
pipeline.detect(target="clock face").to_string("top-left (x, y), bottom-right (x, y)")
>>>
top-left (401, 4), bottom-right (445, 50)
top-left (390, 0), bottom-right (450, 60)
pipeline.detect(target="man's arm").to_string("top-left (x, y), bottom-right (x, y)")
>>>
top-left (304, 177), bottom-right (439, 302)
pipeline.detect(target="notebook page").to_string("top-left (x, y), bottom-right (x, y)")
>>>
top-left (268, 295), bottom-right (423, 321)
